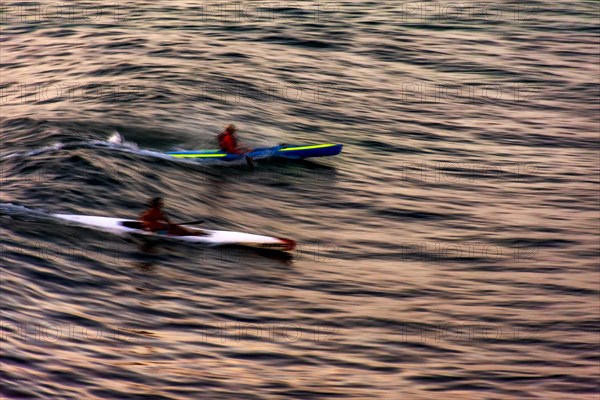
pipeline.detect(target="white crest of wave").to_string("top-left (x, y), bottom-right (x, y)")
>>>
top-left (1, 142), bottom-right (64, 160)
top-left (107, 131), bottom-right (138, 150)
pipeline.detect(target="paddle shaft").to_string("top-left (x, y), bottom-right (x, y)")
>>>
top-left (177, 219), bottom-right (204, 225)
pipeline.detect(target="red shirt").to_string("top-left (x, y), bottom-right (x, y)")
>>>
top-left (218, 131), bottom-right (242, 154)
top-left (140, 207), bottom-right (169, 231)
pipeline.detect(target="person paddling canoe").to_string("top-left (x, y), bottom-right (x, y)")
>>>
top-left (218, 124), bottom-right (244, 154)
top-left (217, 124), bottom-right (255, 167)
top-left (140, 197), bottom-right (200, 236)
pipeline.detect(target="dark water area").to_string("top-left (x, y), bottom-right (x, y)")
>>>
top-left (1, 1), bottom-right (599, 399)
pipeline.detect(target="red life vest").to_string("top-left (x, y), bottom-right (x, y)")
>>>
top-left (139, 207), bottom-right (168, 231)
top-left (218, 131), bottom-right (241, 154)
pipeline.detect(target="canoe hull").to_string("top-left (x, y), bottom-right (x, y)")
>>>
top-left (53, 214), bottom-right (296, 251)
top-left (167, 144), bottom-right (342, 161)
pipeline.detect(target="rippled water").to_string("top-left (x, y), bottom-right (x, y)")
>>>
top-left (1, 1), bottom-right (599, 399)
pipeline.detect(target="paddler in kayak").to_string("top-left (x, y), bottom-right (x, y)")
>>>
top-left (218, 124), bottom-right (246, 154)
top-left (139, 197), bottom-right (201, 236)
top-left (217, 124), bottom-right (255, 167)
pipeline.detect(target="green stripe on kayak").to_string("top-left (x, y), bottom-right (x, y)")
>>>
top-left (280, 144), bottom-right (337, 152)
top-left (170, 153), bottom-right (227, 158)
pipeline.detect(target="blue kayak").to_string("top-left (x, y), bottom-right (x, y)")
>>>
top-left (167, 143), bottom-right (342, 161)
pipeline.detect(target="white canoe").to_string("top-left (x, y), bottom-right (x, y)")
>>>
top-left (53, 214), bottom-right (296, 251)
